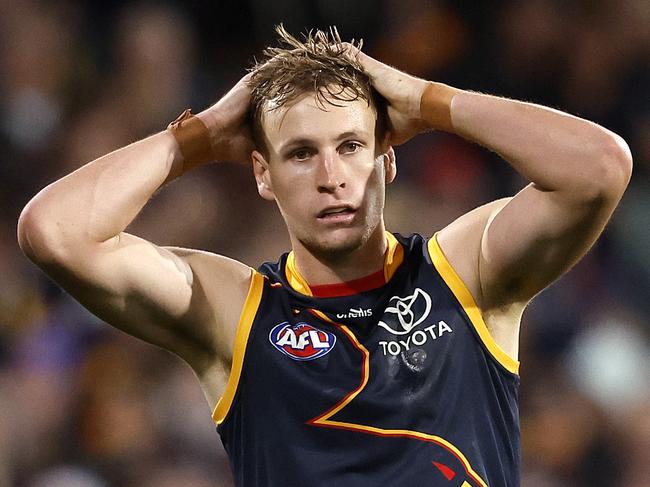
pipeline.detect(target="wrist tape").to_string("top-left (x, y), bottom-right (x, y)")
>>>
top-left (420, 82), bottom-right (459, 133)
top-left (167, 109), bottom-right (215, 171)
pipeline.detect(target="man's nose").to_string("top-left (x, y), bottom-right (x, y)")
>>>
top-left (317, 151), bottom-right (346, 193)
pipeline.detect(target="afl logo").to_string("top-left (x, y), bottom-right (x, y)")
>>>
top-left (269, 322), bottom-right (336, 361)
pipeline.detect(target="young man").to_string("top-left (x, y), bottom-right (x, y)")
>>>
top-left (18, 27), bottom-right (631, 486)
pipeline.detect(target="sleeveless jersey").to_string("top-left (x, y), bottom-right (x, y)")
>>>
top-left (213, 233), bottom-right (521, 487)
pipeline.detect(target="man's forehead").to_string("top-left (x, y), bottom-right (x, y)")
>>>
top-left (261, 93), bottom-right (376, 141)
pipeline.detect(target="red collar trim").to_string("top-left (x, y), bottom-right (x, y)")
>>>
top-left (309, 269), bottom-right (386, 298)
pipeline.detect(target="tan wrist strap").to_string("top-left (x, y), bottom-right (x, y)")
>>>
top-left (167, 109), bottom-right (215, 171)
top-left (420, 82), bottom-right (460, 133)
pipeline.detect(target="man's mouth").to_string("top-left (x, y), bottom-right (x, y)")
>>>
top-left (317, 205), bottom-right (356, 220)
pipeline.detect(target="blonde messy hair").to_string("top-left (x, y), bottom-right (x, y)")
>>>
top-left (248, 25), bottom-right (386, 154)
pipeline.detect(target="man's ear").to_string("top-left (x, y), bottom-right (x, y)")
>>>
top-left (384, 146), bottom-right (396, 184)
top-left (252, 150), bottom-right (275, 201)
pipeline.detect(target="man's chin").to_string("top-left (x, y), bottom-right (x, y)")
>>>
top-left (299, 231), bottom-right (367, 263)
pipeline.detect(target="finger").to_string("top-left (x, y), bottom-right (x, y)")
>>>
top-left (215, 77), bottom-right (252, 112)
top-left (353, 49), bottom-right (389, 78)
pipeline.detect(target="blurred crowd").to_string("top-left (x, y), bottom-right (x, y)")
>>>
top-left (0, 0), bottom-right (648, 486)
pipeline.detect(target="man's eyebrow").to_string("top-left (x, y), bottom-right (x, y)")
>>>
top-left (279, 138), bottom-right (315, 153)
top-left (336, 130), bottom-right (369, 141)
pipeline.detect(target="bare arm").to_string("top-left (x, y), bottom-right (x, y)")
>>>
top-left (441, 91), bottom-right (632, 304)
top-left (17, 75), bottom-right (255, 377)
top-left (355, 50), bottom-right (632, 354)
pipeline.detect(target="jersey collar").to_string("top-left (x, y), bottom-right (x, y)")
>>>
top-left (285, 232), bottom-right (404, 297)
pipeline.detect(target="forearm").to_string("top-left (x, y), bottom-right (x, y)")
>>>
top-left (422, 85), bottom-right (632, 198)
top-left (19, 130), bottom-right (185, 259)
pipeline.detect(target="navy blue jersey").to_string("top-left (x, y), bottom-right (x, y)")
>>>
top-left (213, 233), bottom-right (520, 486)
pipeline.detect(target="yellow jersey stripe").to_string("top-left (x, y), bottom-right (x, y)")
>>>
top-left (428, 233), bottom-right (519, 375)
top-left (286, 251), bottom-right (313, 296)
top-left (212, 270), bottom-right (265, 424)
top-left (384, 231), bottom-right (404, 282)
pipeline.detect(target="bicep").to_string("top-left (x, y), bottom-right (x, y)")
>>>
top-left (41, 232), bottom-right (251, 368)
top-left (480, 182), bottom-right (617, 306)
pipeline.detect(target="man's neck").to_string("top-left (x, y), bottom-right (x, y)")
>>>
top-left (290, 227), bottom-right (388, 286)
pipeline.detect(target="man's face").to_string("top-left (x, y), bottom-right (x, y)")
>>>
top-left (252, 91), bottom-right (395, 261)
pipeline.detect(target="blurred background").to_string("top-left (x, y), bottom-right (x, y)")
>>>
top-left (1, 0), bottom-right (649, 485)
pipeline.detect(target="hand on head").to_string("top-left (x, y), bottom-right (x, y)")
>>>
top-left (197, 73), bottom-right (256, 164)
top-left (343, 44), bottom-right (431, 146)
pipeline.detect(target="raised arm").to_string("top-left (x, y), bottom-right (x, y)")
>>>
top-left (355, 49), bottom-right (632, 356)
top-left (17, 75), bottom-right (255, 393)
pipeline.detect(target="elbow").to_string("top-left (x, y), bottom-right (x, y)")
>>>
top-left (17, 197), bottom-right (71, 266)
top-left (586, 132), bottom-right (633, 202)
top-left (18, 199), bottom-right (53, 264)
top-left (603, 132), bottom-right (633, 188)
top-left (18, 191), bottom-right (102, 270)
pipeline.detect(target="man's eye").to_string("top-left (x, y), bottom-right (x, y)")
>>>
top-left (293, 149), bottom-right (312, 161)
top-left (341, 142), bottom-right (361, 154)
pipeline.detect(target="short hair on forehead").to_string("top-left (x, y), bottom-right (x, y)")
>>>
top-left (247, 24), bottom-right (387, 155)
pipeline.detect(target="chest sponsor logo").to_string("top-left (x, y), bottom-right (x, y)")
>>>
top-left (377, 288), bottom-right (453, 356)
top-left (378, 288), bottom-right (432, 335)
top-left (269, 322), bottom-right (337, 361)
